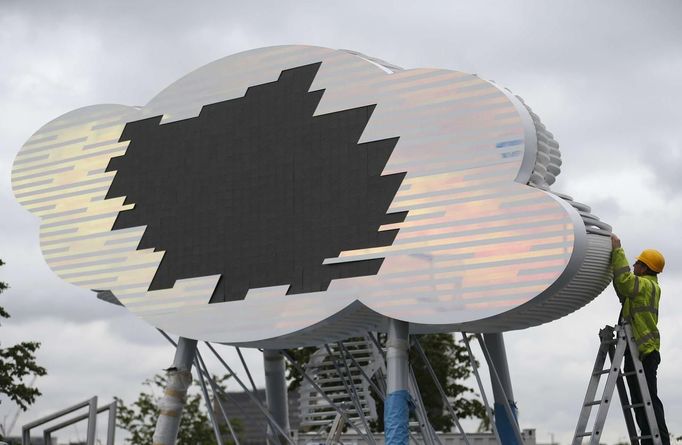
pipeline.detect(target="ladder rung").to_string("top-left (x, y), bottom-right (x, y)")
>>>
top-left (575, 432), bottom-right (593, 438)
top-left (623, 403), bottom-right (644, 409)
top-left (584, 400), bottom-right (604, 407)
top-left (592, 369), bottom-right (611, 376)
top-left (632, 435), bottom-right (658, 440)
top-left (622, 371), bottom-right (637, 376)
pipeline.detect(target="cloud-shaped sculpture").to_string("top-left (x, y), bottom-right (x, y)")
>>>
top-left (12, 45), bottom-right (613, 347)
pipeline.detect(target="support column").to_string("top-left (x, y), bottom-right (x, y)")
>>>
top-left (483, 333), bottom-right (519, 445)
top-left (263, 349), bottom-right (290, 444)
top-left (385, 319), bottom-right (410, 445)
top-left (153, 337), bottom-right (197, 445)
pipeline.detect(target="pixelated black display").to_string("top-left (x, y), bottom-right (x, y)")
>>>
top-left (105, 63), bottom-right (406, 303)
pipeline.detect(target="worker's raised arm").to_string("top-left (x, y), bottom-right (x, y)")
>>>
top-left (612, 247), bottom-right (639, 301)
top-left (610, 234), bottom-right (637, 303)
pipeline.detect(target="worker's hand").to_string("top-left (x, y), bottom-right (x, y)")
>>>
top-left (611, 233), bottom-right (621, 249)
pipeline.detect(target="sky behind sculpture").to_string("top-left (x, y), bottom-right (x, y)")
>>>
top-left (1, 1), bottom-right (681, 443)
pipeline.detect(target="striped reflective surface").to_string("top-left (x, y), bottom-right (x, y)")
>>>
top-left (12, 45), bottom-right (612, 347)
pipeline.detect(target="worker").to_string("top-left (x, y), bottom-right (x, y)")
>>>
top-left (611, 233), bottom-right (670, 445)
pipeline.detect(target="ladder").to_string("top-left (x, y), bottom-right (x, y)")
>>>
top-left (572, 323), bottom-right (661, 445)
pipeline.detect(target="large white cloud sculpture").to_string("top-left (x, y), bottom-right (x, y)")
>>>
top-left (12, 45), bottom-right (612, 347)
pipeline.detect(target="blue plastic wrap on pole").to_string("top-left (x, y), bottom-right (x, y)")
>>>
top-left (494, 402), bottom-right (520, 445)
top-left (385, 389), bottom-right (410, 445)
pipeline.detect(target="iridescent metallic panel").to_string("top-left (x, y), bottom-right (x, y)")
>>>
top-left (12, 45), bottom-right (612, 347)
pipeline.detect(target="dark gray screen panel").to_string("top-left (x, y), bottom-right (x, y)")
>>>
top-left (105, 63), bottom-right (405, 302)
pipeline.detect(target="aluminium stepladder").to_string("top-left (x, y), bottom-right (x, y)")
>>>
top-left (572, 322), bottom-right (661, 445)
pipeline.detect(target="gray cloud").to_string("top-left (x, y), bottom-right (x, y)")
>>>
top-left (2, 1), bottom-right (681, 442)
top-left (639, 142), bottom-right (682, 198)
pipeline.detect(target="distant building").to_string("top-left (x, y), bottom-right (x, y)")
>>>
top-left (215, 389), bottom-right (300, 444)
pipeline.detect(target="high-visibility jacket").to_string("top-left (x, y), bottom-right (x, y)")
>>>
top-left (611, 247), bottom-right (661, 356)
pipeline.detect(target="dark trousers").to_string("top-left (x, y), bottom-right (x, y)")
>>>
top-left (624, 349), bottom-right (670, 445)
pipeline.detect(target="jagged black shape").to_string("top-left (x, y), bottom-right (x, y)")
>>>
top-left (105, 63), bottom-right (406, 303)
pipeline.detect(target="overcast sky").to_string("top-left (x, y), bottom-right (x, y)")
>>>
top-left (1, 1), bottom-right (681, 443)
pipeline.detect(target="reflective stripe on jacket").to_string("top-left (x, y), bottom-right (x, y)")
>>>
top-left (611, 247), bottom-right (661, 356)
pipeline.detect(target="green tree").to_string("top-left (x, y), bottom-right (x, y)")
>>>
top-left (0, 259), bottom-right (47, 414)
top-left (284, 346), bottom-right (316, 392)
top-left (286, 333), bottom-right (487, 433)
top-left (116, 374), bottom-right (240, 445)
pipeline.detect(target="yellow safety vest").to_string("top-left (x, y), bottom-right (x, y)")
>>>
top-left (611, 247), bottom-right (661, 356)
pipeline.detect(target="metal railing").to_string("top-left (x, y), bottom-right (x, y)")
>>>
top-left (21, 396), bottom-right (116, 445)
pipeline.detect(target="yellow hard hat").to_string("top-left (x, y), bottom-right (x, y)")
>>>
top-left (637, 249), bottom-right (665, 273)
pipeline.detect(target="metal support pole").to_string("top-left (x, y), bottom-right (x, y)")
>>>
top-left (194, 356), bottom-right (225, 445)
top-left (195, 351), bottom-right (241, 445)
top-left (364, 332), bottom-right (423, 445)
top-left (408, 363), bottom-right (443, 445)
top-left (338, 341), bottom-right (386, 400)
top-left (263, 349), bottom-right (291, 445)
top-left (86, 396), bottom-right (97, 445)
top-left (378, 332), bottom-right (435, 445)
top-left (238, 347), bottom-right (281, 440)
top-left (204, 343), bottom-right (296, 445)
top-left (385, 319), bottom-right (410, 445)
top-left (478, 333), bottom-right (524, 445)
top-left (412, 336), bottom-right (470, 445)
top-left (153, 336), bottom-right (198, 445)
top-left (236, 347), bottom-right (259, 394)
top-left (107, 401), bottom-right (117, 445)
top-left (461, 333), bottom-right (501, 444)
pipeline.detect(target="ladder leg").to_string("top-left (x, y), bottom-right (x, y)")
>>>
top-left (572, 326), bottom-right (624, 445)
top-left (621, 324), bottom-right (663, 445)
top-left (624, 351), bottom-right (650, 443)
top-left (587, 334), bottom-right (628, 445)
top-left (639, 353), bottom-right (670, 445)
top-left (625, 350), bottom-right (667, 445)
top-left (610, 346), bottom-right (638, 445)
top-left (573, 343), bottom-right (610, 445)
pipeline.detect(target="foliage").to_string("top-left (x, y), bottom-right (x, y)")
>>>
top-left (0, 259), bottom-right (47, 412)
top-left (284, 346), bottom-right (317, 391)
top-left (286, 333), bottom-right (487, 433)
top-left (116, 373), bottom-right (240, 445)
